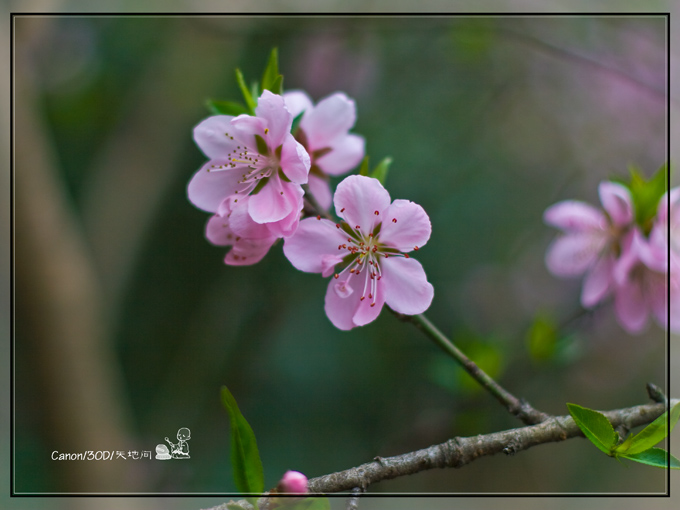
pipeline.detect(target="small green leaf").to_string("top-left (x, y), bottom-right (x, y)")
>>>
top-left (206, 99), bottom-right (249, 117)
top-left (235, 69), bottom-right (257, 115)
top-left (619, 447), bottom-right (680, 469)
top-left (567, 403), bottom-right (618, 454)
top-left (221, 386), bottom-right (265, 497)
top-left (358, 156), bottom-right (370, 176)
top-left (282, 497), bottom-right (332, 510)
top-left (254, 134), bottom-right (270, 156)
top-left (291, 111), bottom-right (305, 134)
top-left (626, 163), bottom-right (668, 234)
top-left (615, 402), bottom-right (680, 455)
top-left (251, 81), bottom-right (260, 105)
top-left (370, 157), bottom-right (392, 185)
top-left (261, 48), bottom-right (283, 94)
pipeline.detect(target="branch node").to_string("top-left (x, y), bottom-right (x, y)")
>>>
top-left (646, 383), bottom-right (667, 405)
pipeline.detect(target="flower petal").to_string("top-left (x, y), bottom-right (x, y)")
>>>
top-left (301, 92), bottom-right (356, 148)
top-left (265, 197), bottom-right (302, 238)
top-left (228, 114), bottom-right (268, 147)
top-left (307, 172), bottom-right (333, 211)
top-left (224, 237), bottom-right (276, 266)
top-left (543, 201), bottom-right (606, 232)
top-left (581, 254), bottom-right (614, 308)
top-left (352, 275), bottom-right (386, 326)
top-left (248, 176), bottom-right (302, 224)
top-left (316, 134), bottom-right (365, 176)
top-left (545, 233), bottom-right (605, 277)
top-left (381, 256), bottom-right (434, 315)
top-left (187, 160), bottom-right (243, 212)
top-left (279, 136), bottom-right (311, 184)
top-left (206, 212), bottom-right (236, 246)
top-left (614, 279), bottom-right (649, 333)
top-left (283, 217), bottom-right (347, 274)
top-left (228, 198), bottom-right (276, 239)
top-left (283, 90), bottom-right (314, 119)
top-left (379, 199), bottom-right (432, 252)
top-left (334, 175), bottom-right (391, 234)
top-left (324, 278), bottom-right (360, 331)
top-left (254, 90), bottom-right (292, 147)
top-left (599, 181), bottom-right (633, 227)
top-left (193, 115), bottom-right (238, 159)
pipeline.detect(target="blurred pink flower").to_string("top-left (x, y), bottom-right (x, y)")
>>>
top-left (284, 175), bottom-right (433, 330)
top-left (188, 90), bottom-right (310, 237)
top-left (283, 90), bottom-right (365, 210)
top-left (544, 181), bottom-right (634, 308)
top-left (205, 197), bottom-right (277, 266)
top-left (276, 470), bottom-right (308, 494)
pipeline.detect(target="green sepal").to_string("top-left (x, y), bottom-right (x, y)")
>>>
top-left (235, 69), bottom-right (257, 115)
top-left (220, 386), bottom-right (265, 498)
top-left (278, 167), bottom-right (291, 183)
top-left (206, 99), bottom-right (249, 117)
top-left (261, 48), bottom-right (284, 95)
top-left (618, 447), bottom-right (680, 469)
top-left (291, 111), bottom-right (305, 135)
top-left (358, 156), bottom-right (370, 176)
top-left (370, 157), bottom-right (392, 185)
top-left (311, 147), bottom-right (333, 160)
top-left (613, 401), bottom-right (680, 456)
top-left (626, 163), bottom-right (668, 235)
top-left (255, 134), bottom-right (270, 156)
top-left (567, 403), bottom-right (618, 455)
top-left (250, 176), bottom-right (270, 196)
top-left (281, 497), bottom-right (332, 510)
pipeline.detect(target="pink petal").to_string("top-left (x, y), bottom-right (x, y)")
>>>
top-left (316, 134), bottom-right (365, 177)
top-left (334, 175), bottom-right (391, 235)
top-left (301, 92), bottom-right (356, 148)
top-left (265, 198), bottom-right (303, 238)
top-left (380, 257), bottom-right (434, 315)
top-left (228, 198), bottom-right (275, 239)
top-left (379, 200), bottom-right (432, 252)
top-left (352, 275), bottom-right (386, 326)
top-left (224, 236), bottom-right (276, 266)
top-left (229, 114), bottom-right (268, 147)
top-left (254, 90), bottom-right (292, 147)
top-left (206, 212), bottom-right (237, 246)
top-left (283, 217), bottom-right (347, 274)
top-left (545, 233), bottom-right (605, 277)
top-left (543, 201), bottom-right (606, 232)
top-left (283, 90), bottom-right (314, 118)
top-left (279, 137), bottom-right (311, 184)
top-left (324, 278), bottom-right (360, 331)
top-left (670, 286), bottom-right (680, 333)
top-left (599, 181), bottom-right (633, 227)
top-left (581, 254), bottom-right (614, 308)
top-left (613, 230), bottom-right (641, 285)
top-left (187, 160), bottom-right (243, 212)
top-left (193, 115), bottom-right (239, 159)
top-left (648, 276), bottom-right (667, 328)
top-left (248, 177), bottom-right (303, 224)
top-left (307, 172), bottom-right (333, 211)
top-left (614, 280), bottom-right (649, 333)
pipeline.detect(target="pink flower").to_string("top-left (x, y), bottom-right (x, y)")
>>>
top-left (283, 91), bottom-right (365, 210)
top-left (276, 470), bottom-right (308, 494)
top-left (188, 90), bottom-right (310, 237)
top-left (205, 197), bottom-right (278, 266)
top-left (544, 181), bottom-right (634, 308)
top-left (283, 175), bottom-right (434, 330)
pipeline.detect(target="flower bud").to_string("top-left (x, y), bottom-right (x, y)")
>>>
top-left (276, 470), bottom-right (308, 494)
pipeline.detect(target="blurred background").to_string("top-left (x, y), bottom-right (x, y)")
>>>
top-left (6, 8), bottom-right (679, 510)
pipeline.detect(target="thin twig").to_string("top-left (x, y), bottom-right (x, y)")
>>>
top-left (405, 313), bottom-right (550, 425)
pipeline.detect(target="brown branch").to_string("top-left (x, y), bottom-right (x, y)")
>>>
top-left (208, 398), bottom-right (675, 509)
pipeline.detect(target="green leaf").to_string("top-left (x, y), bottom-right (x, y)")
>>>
top-left (615, 401), bottom-right (680, 455)
top-left (567, 403), bottom-right (618, 454)
top-left (369, 157), bottom-right (392, 185)
top-left (626, 163), bottom-right (668, 234)
top-left (221, 386), bottom-right (265, 497)
top-left (281, 497), bottom-right (332, 510)
top-left (261, 48), bottom-right (283, 94)
top-left (619, 447), bottom-right (680, 469)
top-left (526, 313), bottom-right (558, 362)
top-left (235, 69), bottom-right (257, 115)
top-left (251, 81), bottom-right (260, 105)
top-left (358, 156), bottom-right (370, 176)
top-left (206, 99), bottom-right (249, 117)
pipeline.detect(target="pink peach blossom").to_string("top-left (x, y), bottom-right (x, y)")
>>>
top-left (188, 90), bottom-right (310, 237)
top-left (544, 181), bottom-right (634, 309)
top-left (283, 90), bottom-right (365, 210)
top-left (276, 470), bottom-right (308, 494)
top-left (284, 175), bottom-right (433, 330)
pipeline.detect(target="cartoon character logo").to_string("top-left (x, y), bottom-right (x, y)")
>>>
top-left (155, 443), bottom-right (171, 460)
top-left (164, 427), bottom-right (191, 459)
